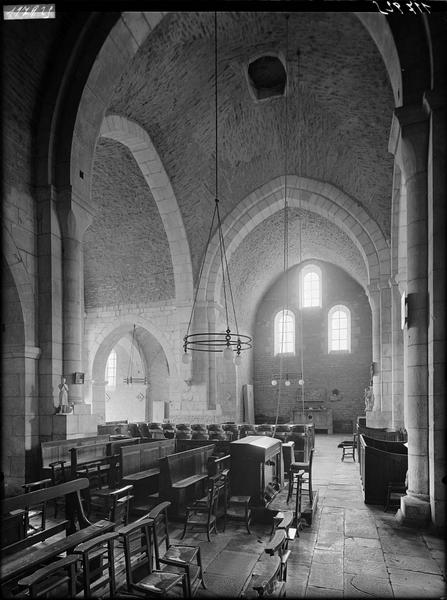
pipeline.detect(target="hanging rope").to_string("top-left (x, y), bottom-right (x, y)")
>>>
top-left (296, 47), bottom-right (305, 411)
top-left (273, 15), bottom-right (290, 437)
top-left (126, 324), bottom-right (136, 383)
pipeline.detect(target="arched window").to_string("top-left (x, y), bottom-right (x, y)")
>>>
top-left (105, 349), bottom-right (117, 388)
top-left (328, 305), bottom-right (351, 352)
top-left (300, 265), bottom-right (322, 308)
top-left (274, 309), bottom-right (295, 355)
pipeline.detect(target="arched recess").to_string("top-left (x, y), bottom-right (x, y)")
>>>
top-left (90, 319), bottom-right (175, 422)
top-left (100, 115), bottom-right (193, 304)
top-left (2, 227), bottom-right (36, 346)
top-left (201, 177), bottom-right (391, 306)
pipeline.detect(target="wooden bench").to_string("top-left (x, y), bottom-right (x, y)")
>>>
top-left (41, 435), bottom-right (110, 476)
top-left (175, 437), bottom-right (232, 456)
top-left (1, 478), bottom-right (114, 590)
top-left (120, 439), bottom-right (175, 501)
top-left (241, 530), bottom-right (289, 597)
top-left (68, 437), bottom-right (141, 485)
top-left (358, 434), bottom-right (408, 505)
top-left (159, 445), bottom-right (215, 516)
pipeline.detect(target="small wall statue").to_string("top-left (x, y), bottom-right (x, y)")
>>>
top-left (57, 376), bottom-right (72, 414)
top-left (364, 386), bottom-right (375, 411)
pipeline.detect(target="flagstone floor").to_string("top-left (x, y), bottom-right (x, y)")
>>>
top-left (171, 433), bottom-right (446, 598)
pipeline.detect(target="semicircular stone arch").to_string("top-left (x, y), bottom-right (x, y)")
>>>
top-left (202, 177), bottom-right (391, 304)
top-left (100, 115), bottom-right (193, 304)
top-left (89, 316), bottom-right (178, 385)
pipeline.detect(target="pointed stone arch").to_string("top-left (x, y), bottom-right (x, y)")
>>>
top-left (100, 115), bottom-right (193, 304)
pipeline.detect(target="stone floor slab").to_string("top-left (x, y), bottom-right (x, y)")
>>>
top-left (388, 567), bottom-right (446, 590)
top-left (391, 582), bottom-right (447, 598)
top-left (384, 553), bottom-right (442, 574)
top-left (312, 548), bottom-right (343, 568)
top-left (343, 558), bottom-right (388, 578)
top-left (306, 585), bottom-right (344, 597)
top-left (344, 573), bottom-right (393, 597)
top-left (308, 563), bottom-right (344, 590)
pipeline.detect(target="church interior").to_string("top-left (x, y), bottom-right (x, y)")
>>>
top-left (1, 5), bottom-right (446, 598)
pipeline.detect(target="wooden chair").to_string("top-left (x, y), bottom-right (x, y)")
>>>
top-left (270, 509), bottom-right (298, 540)
top-left (48, 460), bottom-right (67, 518)
top-left (72, 531), bottom-right (119, 598)
top-left (181, 477), bottom-right (220, 541)
top-left (161, 423), bottom-right (176, 439)
top-left (338, 434), bottom-right (357, 461)
top-left (241, 530), bottom-right (289, 597)
top-left (265, 529), bottom-right (290, 583)
top-left (287, 448), bottom-right (314, 503)
top-left (17, 555), bottom-right (79, 598)
top-left (273, 424), bottom-right (291, 443)
top-left (224, 494), bottom-right (252, 534)
top-left (191, 431), bottom-right (210, 440)
top-left (147, 500), bottom-right (206, 597)
top-left (255, 424), bottom-right (273, 436)
top-left (239, 424), bottom-right (256, 438)
top-left (117, 517), bottom-right (188, 597)
top-left (137, 422), bottom-right (152, 438)
top-left (106, 484), bottom-right (134, 526)
top-left (22, 478), bottom-right (52, 534)
top-left (128, 423), bottom-right (143, 438)
top-left (222, 423), bottom-right (239, 441)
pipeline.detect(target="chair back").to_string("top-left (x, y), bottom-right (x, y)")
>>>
top-left (308, 448), bottom-right (314, 469)
top-left (137, 422), bottom-right (151, 438)
top-left (118, 518), bottom-right (153, 591)
top-left (49, 460), bottom-right (67, 485)
top-left (108, 484), bottom-right (134, 526)
top-left (127, 423), bottom-right (141, 438)
top-left (191, 432), bottom-right (209, 440)
top-left (146, 500), bottom-right (172, 560)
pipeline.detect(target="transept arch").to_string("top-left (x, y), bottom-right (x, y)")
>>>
top-left (100, 115), bottom-right (193, 304)
top-left (201, 177), bottom-right (391, 306)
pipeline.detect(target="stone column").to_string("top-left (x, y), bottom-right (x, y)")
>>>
top-left (379, 277), bottom-right (393, 426)
top-left (390, 277), bottom-right (405, 430)
top-left (390, 104), bottom-right (431, 525)
top-left (424, 90), bottom-right (446, 530)
top-left (36, 185), bottom-right (63, 418)
top-left (366, 281), bottom-right (382, 425)
top-left (57, 189), bottom-right (93, 405)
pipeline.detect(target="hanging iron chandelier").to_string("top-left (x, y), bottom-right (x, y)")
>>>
top-left (182, 12), bottom-right (252, 366)
top-left (124, 324), bottom-right (147, 385)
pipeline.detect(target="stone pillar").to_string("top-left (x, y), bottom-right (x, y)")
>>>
top-left (390, 277), bottom-right (405, 430)
top-left (390, 104), bottom-right (431, 526)
top-left (57, 189), bottom-right (93, 405)
top-left (36, 185), bottom-right (63, 418)
top-left (424, 90), bottom-right (446, 530)
top-left (379, 277), bottom-right (393, 426)
top-left (366, 281), bottom-right (382, 425)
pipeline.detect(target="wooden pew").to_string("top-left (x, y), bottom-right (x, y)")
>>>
top-left (41, 435), bottom-right (110, 477)
top-left (175, 437), bottom-right (232, 456)
top-left (158, 445), bottom-right (215, 516)
top-left (358, 434), bottom-right (408, 505)
top-left (1, 479), bottom-right (115, 594)
top-left (68, 437), bottom-right (141, 485)
top-left (120, 439), bottom-right (175, 501)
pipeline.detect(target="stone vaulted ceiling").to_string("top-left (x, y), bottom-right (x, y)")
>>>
top-left (86, 11), bottom-right (394, 316)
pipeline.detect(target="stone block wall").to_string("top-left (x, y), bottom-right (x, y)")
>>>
top-left (253, 261), bottom-right (372, 431)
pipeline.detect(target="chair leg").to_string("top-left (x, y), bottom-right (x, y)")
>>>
top-left (286, 472), bottom-right (294, 503)
top-left (180, 512), bottom-right (188, 540)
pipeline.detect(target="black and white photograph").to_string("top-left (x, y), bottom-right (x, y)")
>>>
top-left (1, 1), bottom-right (446, 597)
